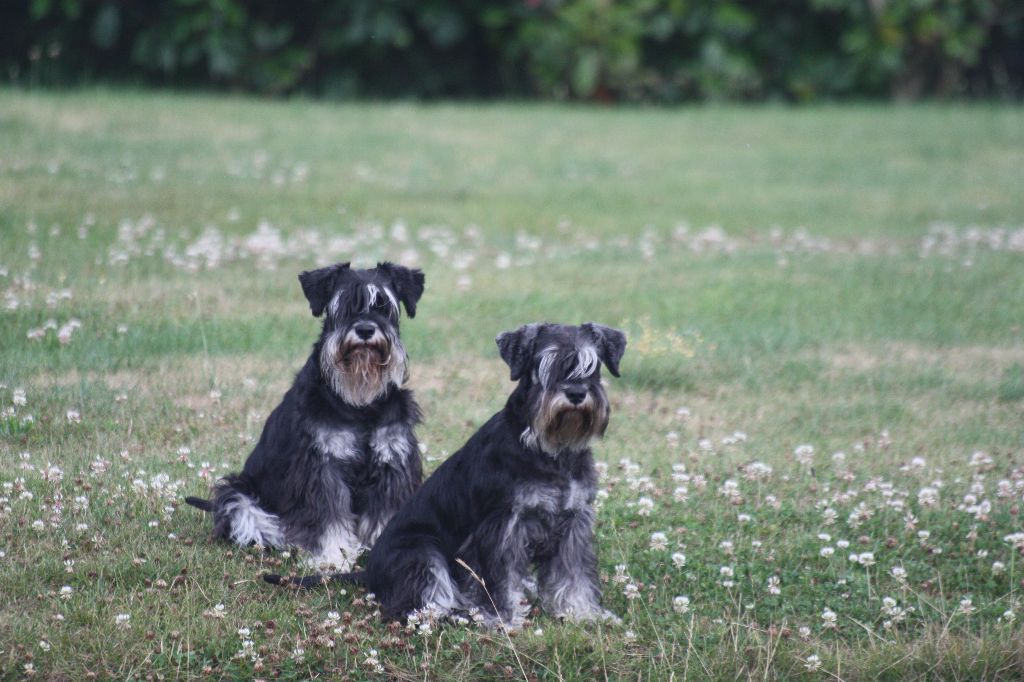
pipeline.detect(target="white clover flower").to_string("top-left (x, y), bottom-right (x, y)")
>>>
top-left (917, 487), bottom-right (939, 507)
top-left (820, 546), bottom-right (835, 558)
top-left (649, 532), bottom-right (668, 551)
top-left (804, 654), bottom-right (822, 672)
top-left (744, 461), bottom-right (772, 482)
top-left (767, 576), bottom-right (781, 595)
top-left (673, 595), bottom-right (691, 614)
top-left (836, 539), bottom-right (850, 549)
top-left (12, 389), bottom-right (26, 406)
top-left (720, 566), bottom-right (734, 578)
top-left (671, 552), bottom-right (687, 568)
top-left (623, 582), bottom-right (640, 600)
top-left (59, 585), bottom-right (73, 599)
top-left (39, 640), bottom-right (51, 652)
top-left (1000, 609), bottom-right (1016, 624)
top-left (636, 497), bottom-right (655, 516)
top-left (821, 608), bottom-right (838, 629)
top-left (969, 451), bottom-right (993, 467)
top-left (1004, 532), bottom-right (1024, 551)
top-left (817, 533), bottom-right (831, 542)
top-left (737, 513), bottom-right (752, 523)
top-left (993, 561), bottom-right (1006, 574)
top-left (363, 649), bottom-right (384, 674)
top-left (673, 485), bottom-right (689, 503)
top-left (798, 626), bottom-right (811, 639)
top-left (891, 566), bottom-right (907, 582)
top-left (66, 409), bottom-right (81, 424)
top-left (718, 479), bottom-right (742, 503)
top-left (115, 613), bottom-right (131, 629)
top-left (794, 444), bottom-right (814, 467)
top-left (857, 552), bottom-right (876, 567)
top-left (957, 598), bottom-right (975, 616)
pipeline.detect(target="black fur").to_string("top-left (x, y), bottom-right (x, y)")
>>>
top-left (187, 262), bottom-right (425, 570)
top-left (266, 322), bottom-right (626, 629)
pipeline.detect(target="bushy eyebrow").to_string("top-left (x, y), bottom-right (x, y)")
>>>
top-left (326, 283), bottom-right (400, 319)
top-left (537, 343), bottom-right (599, 386)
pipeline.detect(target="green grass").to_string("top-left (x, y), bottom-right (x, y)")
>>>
top-left (1, 89), bottom-right (1023, 680)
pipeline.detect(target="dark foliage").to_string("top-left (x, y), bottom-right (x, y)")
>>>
top-left (4, 0), bottom-right (1022, 101)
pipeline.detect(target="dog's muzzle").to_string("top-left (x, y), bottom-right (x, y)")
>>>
top-left (532, 386), bottom-right (608, 454)
top-left (337, 325), bottom-right (390, 366)
top-left (320, 322), bottom-right (406, 407)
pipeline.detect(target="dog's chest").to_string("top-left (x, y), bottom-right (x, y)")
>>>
top-left (311, 422), bottom-right (412, 466)
top-left (515, 478), bottom-right (593, 515)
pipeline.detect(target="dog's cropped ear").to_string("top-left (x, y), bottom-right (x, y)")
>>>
top-left (298, 262), bottom-right (350, 317)
top-left (496, 323), bottom-right (544, 381)
top-left (376, 262), bottom-right (425, 318)
top-left (581, 323), bottom-right (627, 377)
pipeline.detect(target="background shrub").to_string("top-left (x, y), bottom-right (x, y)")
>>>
top-left (3, 0), bottom-right (1022, 101)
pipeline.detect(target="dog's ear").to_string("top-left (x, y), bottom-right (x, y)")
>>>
top-left (298, 262), bottom-right (350, 317)
top-left (496, 323), bottom-right (544, 381)
top-left (376, 262), bottom-right (425, 318)
top-left (581, 323), bottom-right (627, 377)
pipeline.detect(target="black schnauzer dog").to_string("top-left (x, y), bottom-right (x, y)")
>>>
top-left (186, 262), bottom-right (425, 570)
top-left (266, 322), bottom-right (626, 629)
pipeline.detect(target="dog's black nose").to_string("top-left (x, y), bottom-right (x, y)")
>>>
top-left (354, 324), bottom-right (376, 340)
top-left (564, 387), bottom-right (587, 405)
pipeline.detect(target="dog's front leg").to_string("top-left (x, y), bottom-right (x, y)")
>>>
top-left (456, 512), bottom-right (538, 630)
top-left (537, 508), bottom-right (618, 623)
top-left (358, 424), bottom-right (421, 546)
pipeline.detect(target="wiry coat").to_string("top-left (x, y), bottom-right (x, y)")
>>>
top-left (187, 262), bottom-right (425, 570)
top-left (267, 322), bottom-right (626, 628)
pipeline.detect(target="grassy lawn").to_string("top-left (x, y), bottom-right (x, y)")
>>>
top-left (1, 90), bottom-right (1023, 680)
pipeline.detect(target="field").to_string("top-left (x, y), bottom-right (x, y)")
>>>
top-left (1, 90), bottom-right (1023, 680)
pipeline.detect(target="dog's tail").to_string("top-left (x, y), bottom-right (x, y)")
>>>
top-left (184, 496), bottom-right (214, 512)
top-left (263, 570), bottom-right (368, 589)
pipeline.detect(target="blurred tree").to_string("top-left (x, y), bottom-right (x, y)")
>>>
top-left (2, 0), bottom-right (1021, 100)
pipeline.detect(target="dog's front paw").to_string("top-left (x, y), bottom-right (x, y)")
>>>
top-left (556, 607), bottom-right (621, 625)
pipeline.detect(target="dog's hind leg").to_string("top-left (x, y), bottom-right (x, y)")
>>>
top-left (211, 477), bottom-right (286, 549)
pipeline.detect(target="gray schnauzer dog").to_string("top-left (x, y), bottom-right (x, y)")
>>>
top-left (186, 262), bottom-right (425, 570)
top-left (266, 322), bottom-right (626, 629)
